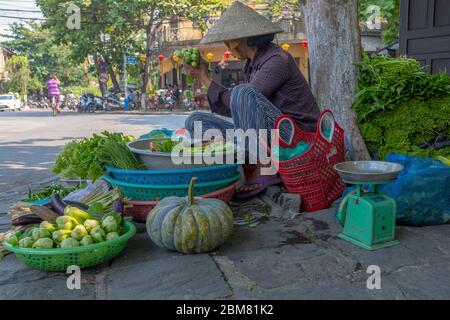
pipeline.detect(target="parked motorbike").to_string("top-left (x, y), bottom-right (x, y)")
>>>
top-left (77, 94), bottom-right (103, 113)
top-left (182, 96), bottom-right (196, 111)
top-left (66, 95), bottom-right (78, 111)
top-left (102, 92), bottom-right (124, 111)
top-left (156, 93), bottom-right (174, 111)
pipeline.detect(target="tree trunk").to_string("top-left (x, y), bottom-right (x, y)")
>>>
top-left (141, 9), bottom-right (156, 110)
top-left (141, 32), bottom-right (152, 109)
top-left (108, 67), bottom-right (121, 92)
top-left (299, 0), bottom-right (370, 160)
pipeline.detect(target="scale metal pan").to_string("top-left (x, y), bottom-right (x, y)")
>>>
top-left (334, 161), bottom-right (404, 183)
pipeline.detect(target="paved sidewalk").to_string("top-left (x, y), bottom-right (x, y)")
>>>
top-left (1, 190), bottom-right (449, 300)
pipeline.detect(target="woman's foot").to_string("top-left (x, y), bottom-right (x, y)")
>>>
top-left (235, 164), bottom-right (282, 199)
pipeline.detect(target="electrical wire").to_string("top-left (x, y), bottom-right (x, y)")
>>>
top-left (0, 8), bottom-right (41, 13)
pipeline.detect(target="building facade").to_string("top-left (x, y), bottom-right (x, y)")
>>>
top-left (155, 1), bottom-right (310, 92)
top-left (154, 1), bottom-right (383, 92)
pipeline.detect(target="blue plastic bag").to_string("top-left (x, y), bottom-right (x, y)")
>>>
top-left (381, 154), bottom-right (450, 226)
top-left (337, 154), bottom-right (450, 226)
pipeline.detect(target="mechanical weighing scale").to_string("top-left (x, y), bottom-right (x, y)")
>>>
top-left (334, 161), bottom-right (404, 251)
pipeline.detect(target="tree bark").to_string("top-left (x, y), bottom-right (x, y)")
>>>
top-left (299, 0), bottom-right (370, 160)
top-left (108, 67), bottom-right (121, 92)
top-left (141, 7), bottom-right (156, 109)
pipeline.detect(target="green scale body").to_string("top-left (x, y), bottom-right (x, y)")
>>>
top-left (338, 182), bottom-right (400, 251)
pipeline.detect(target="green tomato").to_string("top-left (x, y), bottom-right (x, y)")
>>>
top-left (60, 238), bottom-right (80, 248)
top-left (80, 235), bottom-right (94, 246)
top-left (106, 232), bottom-right (119, 241)
top-left (18, 237), bottom-right (34, 248)
top-left (84, 219), bottom-right (100, 233)
top-left (40, 221), bottom-right (56, 233)
top-left (101, 216), bottom-right (118, 233)
top-left (32, 227), bottom-right (51, 241)
top-left (32, 238), bottom-right (54, 249)
top-left (71, 224), bottom-right (88, 241)
top-left (5, 233), bottom-right (19, 246)
top-left (90, 226), bottom-right (106, 243)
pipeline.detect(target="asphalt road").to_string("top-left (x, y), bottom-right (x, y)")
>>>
top-left (0, 109), bottom-right (186, 194)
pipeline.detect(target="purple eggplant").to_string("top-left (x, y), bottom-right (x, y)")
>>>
top-left (50, 193), bottom-right (66, 215)
top-left (12, 215), bottom-right (43, 226)
top-left (112, 200), bottom-right (123, 214)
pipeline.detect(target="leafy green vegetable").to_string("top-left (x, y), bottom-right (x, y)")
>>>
top-left (150, 139), bottom-right (179, 152)
top-left (97, 139), bottom-right (144, 171)
top-left (51, 131), bottom-right (143, 181)
top-left (353, 55), bottom-right (450, 120)
top-left (360, 95), bottom-right (450, 159)
top-left (24, 184), bottom-right (80, 202)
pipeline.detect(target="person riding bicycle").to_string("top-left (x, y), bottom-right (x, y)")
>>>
top-left (46, 74), bottom-right (61, 113)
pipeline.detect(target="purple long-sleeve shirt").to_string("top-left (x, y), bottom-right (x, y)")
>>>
top-left (207, 43), bottom-right (320, 132)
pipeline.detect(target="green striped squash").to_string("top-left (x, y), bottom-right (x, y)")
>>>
top-left (146, 178), bottom-right (233, 254)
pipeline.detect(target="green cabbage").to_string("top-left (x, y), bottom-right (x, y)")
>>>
top-left (18, 237), bottom-right (34, 248)
top-left (71, 225), bottom-right (88, 241)
top-left (80, 235), bottom-right (94, 246)
top-left (40, 221), bottom-right (56, 233)
top-left (60, 238), bottom-right (80, 248)
top-left (90, 226), bottom-right (106, 243)
top-left (101, 216), bottom-right (118, 233)
top-left (106, 232), bottom-right (119, 241)
top-left (84, 219), bottom-right (100, 233)
top-left (31, 227), bottom-right (51, 241)
top-left (32, 238), bottom-right (54, 249)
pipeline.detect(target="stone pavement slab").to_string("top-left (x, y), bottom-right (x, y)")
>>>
top-left (107, 254), bottom-right (232, 300)
top-left (0, 255), bottom-right (96, 299)
top-left (1, 195), bottom-right (449, 300)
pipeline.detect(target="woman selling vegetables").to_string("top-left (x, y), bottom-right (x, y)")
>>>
top-left (183, 1), bottom-right (320, 199)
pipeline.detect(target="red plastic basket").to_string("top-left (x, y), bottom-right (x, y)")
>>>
top-left (273, 109), bottom-right (345, 212)
top-left (124, 180), bottom-right (240, 222)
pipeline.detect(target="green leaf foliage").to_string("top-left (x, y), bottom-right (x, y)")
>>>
top-left (353, 55), bottom-right (450, 121)
top-left (51, 131), bottom-right (143, 181)
top-left (360, 95), bottom-right (450, 159)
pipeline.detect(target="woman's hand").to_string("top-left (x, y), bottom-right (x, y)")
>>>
top-left (183, 59), bottom-right (212, 88)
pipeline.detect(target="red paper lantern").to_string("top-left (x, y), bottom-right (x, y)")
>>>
top-left (157, 54), bottom-right (165, 62)
top-left (301, 40), bottom-right (308, 48)
top-left (224, 51), bottom-right (232, 60)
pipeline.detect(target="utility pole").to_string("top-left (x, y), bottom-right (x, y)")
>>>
top-left (123, 52), bottom-right (128, 97)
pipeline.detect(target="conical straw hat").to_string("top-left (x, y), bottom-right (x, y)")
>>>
top-left (200, 1), bottom-right (284, 45)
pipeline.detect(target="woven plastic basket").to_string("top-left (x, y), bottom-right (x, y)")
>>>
top-left (105, 164), bottom-right (240, 185)
top-left (103, 172), bottom-right (241, 201)
top-left (124, 180), bottom-right (240, 222)
top-left (3, 221), bottom-right (136, 271)
top-left (273, 109), bottom-right (345, 212)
